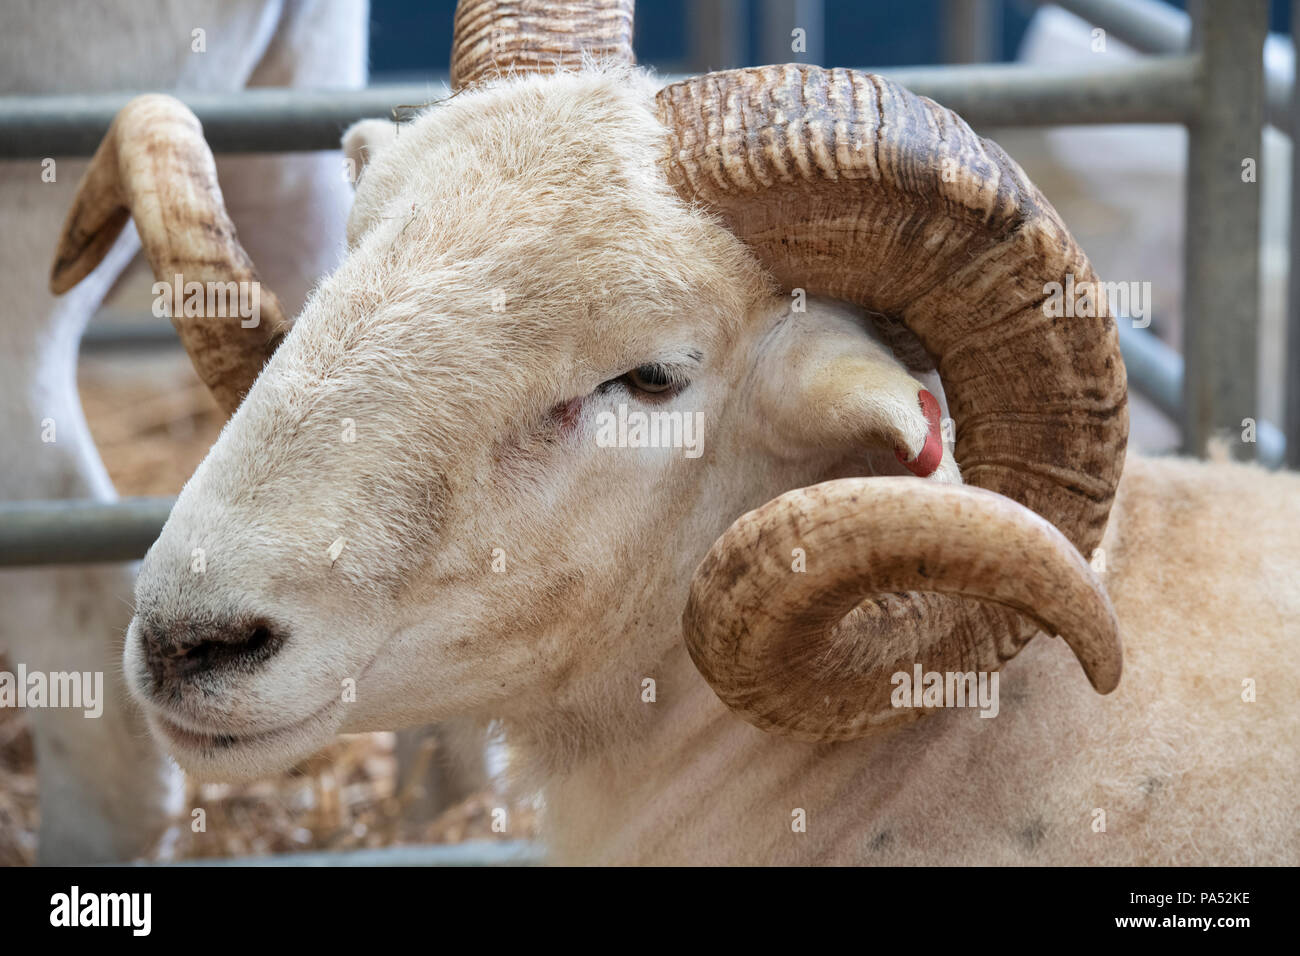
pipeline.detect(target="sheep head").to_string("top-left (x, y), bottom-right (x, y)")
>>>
top-left (50, 0), bottom-right (1127, 776)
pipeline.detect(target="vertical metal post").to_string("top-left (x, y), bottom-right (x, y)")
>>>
top-left (1182, 0), bottom-right (1267, 460)
top-left (942, 0), bottom-right (1000, 65)
top-left (688, 0), bottom-right (749, 72)
top-left (758, 0), bottom-right (825, 66)
top-left (1288, 1), bottom-right (1300, 468)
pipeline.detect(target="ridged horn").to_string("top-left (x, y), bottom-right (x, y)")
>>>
top-left (451, 0), bottom-right (635, 91)
top-left (683, 479), bottom-right (1122, 740)
top-left (658, 66), bottom-right (1128, 739)
top-left (50, 94), bottom-right (288, 415)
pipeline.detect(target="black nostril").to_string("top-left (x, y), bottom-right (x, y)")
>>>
top-left (142, 616), bottom-right (286, 688)
top-left (237, 624), bottom-right (274, 659)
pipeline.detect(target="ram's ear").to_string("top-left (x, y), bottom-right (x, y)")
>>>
top-left (754, 298), bottom-right (960, 483)
top-left (341, 119), bottom-right (399, 189)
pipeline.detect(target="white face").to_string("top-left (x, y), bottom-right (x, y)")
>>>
top-left (123, 70), bottom-right (957, 779)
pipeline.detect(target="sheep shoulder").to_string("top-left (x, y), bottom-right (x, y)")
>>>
top-left (869, 453), bottom-right (1300, 865)
top-left (543, 454), bottom-right (1300, 865)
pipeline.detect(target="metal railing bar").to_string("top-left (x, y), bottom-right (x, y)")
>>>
top-left (1036, 0), bottom-right (1293, 132)
top-left (1117, 321), bottom-right (1285, 467)
top-left (0, 83), bottom-right (446, 159)
top-left (5, 320), bottom-right (1285, 570)
top-left (81, 319), bottom-right (180, 351)
top-left (77, 313), bottom-right (1244, 460)
top-left (0, 57), bottom-right (1200, 159)
top-left (882, 55), bottom-right (1197, 126)
top-left (0, 497), bottom-right (173, 566)
top-left (130, 840), bottom-right (545, 867)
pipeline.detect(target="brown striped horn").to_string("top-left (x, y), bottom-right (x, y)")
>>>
top-left (50, 94), bottom-right (288, 415)
top-left (450, 0), bottom-right (635, 91)
top-left (683, 479), bottom-right (1122, 741)
top-left (659, 66), bottom-right (1128, 739)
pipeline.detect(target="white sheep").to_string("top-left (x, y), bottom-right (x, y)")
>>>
top-left (0, 0), bottom-right (366, 862)
top-left (48, 0), bottom-right (1299, 864)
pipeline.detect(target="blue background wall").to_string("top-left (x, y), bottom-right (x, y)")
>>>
top-left (368, 1), bottom-right (1296, 79)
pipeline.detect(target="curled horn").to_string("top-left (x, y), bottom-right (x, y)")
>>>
top-left (659, 66), bottom-right (1128, 739)
top-left (684, 479), bottom-right (1121, 740)
top-left (50, 94), bottom-right (288, 415)
top-left (450, 0), bottom-right (635, 91)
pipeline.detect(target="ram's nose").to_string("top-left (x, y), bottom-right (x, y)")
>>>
top-left (138, 614), bottom-right (287, 690)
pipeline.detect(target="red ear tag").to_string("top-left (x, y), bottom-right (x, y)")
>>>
top-left (894, 389), bottom-right (944, 478)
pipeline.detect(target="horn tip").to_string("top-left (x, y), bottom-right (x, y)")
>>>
top-left (49, 252), bottom-right (80, 295)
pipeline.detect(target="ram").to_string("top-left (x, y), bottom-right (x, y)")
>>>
top-left (51, 0), bottom-right (1299, 865)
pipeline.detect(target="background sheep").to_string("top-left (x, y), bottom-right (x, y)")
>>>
top-left (0, 0), bottom-right (366, 862)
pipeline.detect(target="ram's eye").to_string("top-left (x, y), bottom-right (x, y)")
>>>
top-left (595, 362), bottom-right (691, 399)
top-left (624, 364), bottom-right (677, 394)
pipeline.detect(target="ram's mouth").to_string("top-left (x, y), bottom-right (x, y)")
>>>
top-left (150, 699), bottom-right (336, 758)
top-left (154, 714), bottom-right (277, 752)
